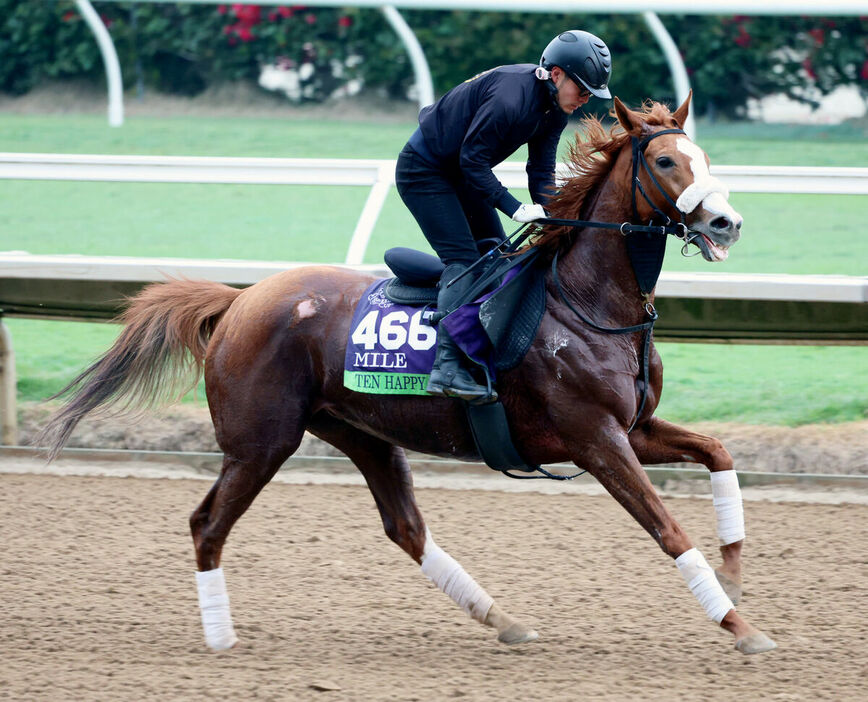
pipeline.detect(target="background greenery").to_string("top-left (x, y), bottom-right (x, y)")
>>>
top-left (1, 112), bottom-right (865, 425)
top-left (2, 3), bottom-right (867, 117)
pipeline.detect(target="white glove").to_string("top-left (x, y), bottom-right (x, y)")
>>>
top-left (511, 203), bottom-right (547, 223)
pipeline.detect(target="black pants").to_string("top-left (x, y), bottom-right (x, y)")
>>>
top-left (395, 144), bottom-right (506, 266)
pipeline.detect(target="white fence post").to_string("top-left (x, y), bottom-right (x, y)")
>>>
top-left (346, 163), bottom-right (396, 265)
top-left (75, 0), bottom-right (124, 127)
top-left (0, 322), bottom-right (18, 446)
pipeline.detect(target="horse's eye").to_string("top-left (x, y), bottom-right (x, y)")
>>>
top-left (656, 156), bottom-right (675, 169)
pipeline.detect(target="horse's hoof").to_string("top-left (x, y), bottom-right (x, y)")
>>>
top-left (497, 624), bottom-right (539, 645)
top-left (735, 631), bottom-right (777, 655)
top-left (715, 569), bottom-right (742, 605)
top-left (208, 638), bottom-right (238, 652)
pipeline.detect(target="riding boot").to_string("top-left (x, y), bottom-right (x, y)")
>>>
top-left (426, 264), bottom-right (496, 402)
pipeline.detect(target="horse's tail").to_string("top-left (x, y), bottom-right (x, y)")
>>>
top-left (37, 278), bottom-right (242, 461)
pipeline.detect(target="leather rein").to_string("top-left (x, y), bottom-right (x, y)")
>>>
top-left (542, 127), bottom-right (694, 434)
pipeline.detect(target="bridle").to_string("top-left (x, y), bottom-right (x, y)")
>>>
top-left (538, 127), bottom-right (700, 250)
top-left (544, 127), bottom-right (700, 434)
top-left (471, 128), bottom-right (700, 480)
top-left (450, 128), bottom-right (709, 444)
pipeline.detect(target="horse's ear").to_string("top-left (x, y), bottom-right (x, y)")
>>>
top-left (613, 96), bottom-right (643, 135)
top-left (672, 90), bottom-right (692, 129)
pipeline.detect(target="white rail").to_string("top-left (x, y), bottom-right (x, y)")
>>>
top-left (2, 253), bottom-right (864, 304)
top-left (1, 252), bottom-right (865, 446)
top-left (3, 152), bottom-right (866, 265)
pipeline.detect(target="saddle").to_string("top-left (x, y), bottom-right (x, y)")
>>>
top-left (383, 246), bottom-right (546, 372)
top-left (382, 246), bottom-right (547, 475)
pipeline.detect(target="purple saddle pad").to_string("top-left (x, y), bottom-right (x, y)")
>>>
top-left (344, 279), bottom-right (438, 395)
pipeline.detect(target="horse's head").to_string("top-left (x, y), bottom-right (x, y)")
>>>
top-left (613, 93), bottom-right (742, 262)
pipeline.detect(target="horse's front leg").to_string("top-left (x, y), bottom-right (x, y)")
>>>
top-left (575, 422), bottom-right (775, 654)
top-left (629, 417), bottom-right (745, 603)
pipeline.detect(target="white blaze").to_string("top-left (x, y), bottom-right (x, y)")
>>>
top-left (675, 138), bottom-right (741, 226)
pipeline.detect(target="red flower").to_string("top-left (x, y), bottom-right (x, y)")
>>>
top-left (62, 10), bottom-right (76, 22)
top-left (268, 11), bottom-right (278, 22)
top-left (860, 59), bottom-right (868, 81)
top-left (217, 4), bottom-right (228, 14)
top-left (808, 28), bottom-right (825, 47)
top-left (233, 5), bottom-right (261, 26)
top-left (305, 13), bottom-right (316, 25)
top-left (223, 24), bottom-right (234, 35)
top-left (100, 14), bottom-right (113, 29)
top-left (238, 25), bottom-right (254, 42)
top-left (278, 7), bottom-right (293, 18)
top-left (734, 29), bottom-right (751, 48)
top-left (802, 58), bottom-right (816, 80)
top-left (338, 15), bottom-right (353, 28)
top-left (228, 36), bottom-right (238, 46)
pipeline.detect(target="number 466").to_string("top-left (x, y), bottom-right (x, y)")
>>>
top-left (351, 310), bottom-right (436, 351)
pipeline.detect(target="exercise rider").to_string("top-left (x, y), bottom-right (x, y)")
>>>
top-left (395, 30), bottom-right (613, 402)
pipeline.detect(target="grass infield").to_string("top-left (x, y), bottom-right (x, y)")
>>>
top-left (2, 112), bottom-right (866, 425)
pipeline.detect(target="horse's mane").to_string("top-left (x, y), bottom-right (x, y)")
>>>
top-left (531, 100), bottom-right (680, 250)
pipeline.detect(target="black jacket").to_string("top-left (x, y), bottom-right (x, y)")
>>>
top-left (415, 64), bottom-right (568, 216)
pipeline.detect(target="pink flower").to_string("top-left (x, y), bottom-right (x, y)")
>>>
top-left (860, 59), bottom-right (868, 81)
top-left (278, 7), bottom-right (293, 18)
top-left (238, 25), bottom-right (254, 42)
top-left (217, 5), bottom-right (228, 14)
top-left (808, 28), bottom-right (825, 47)
top-left (338, 15), bottom-right (353, 28)
top-left (305, 13), bottom-right (316, 25)
top-left (268, 11), bottom-right (278, 22)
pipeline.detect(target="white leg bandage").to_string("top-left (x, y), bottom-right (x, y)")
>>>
top-left (420, 529), bottom-right (493, 623)
top-left (710, 470), bottom-right (746, 545)
top-left (675, 547), bottom-right (734, 623)
top-left (196, 568), bottom-right (238, 650)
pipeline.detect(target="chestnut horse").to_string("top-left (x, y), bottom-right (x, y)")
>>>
top-left (39, 95), bottom-right (776, 655)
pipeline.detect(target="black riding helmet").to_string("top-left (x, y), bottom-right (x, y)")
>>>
top-left (540, 30), bottom-right (612, 99)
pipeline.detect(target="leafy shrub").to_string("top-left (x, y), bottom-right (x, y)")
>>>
top-left (1, 2), bottom-right (865, 118)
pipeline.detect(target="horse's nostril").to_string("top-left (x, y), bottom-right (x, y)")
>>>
top-left (711, 216), bottom-right (731, 231)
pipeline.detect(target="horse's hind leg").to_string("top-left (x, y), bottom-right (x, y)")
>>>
top-left (629, 417), bottom-right (745, 603)
top-left (307, 415), bottom-right (538, 645)
top-left (190, 404), bottom-right (309, 650)
top-left (576, 423), bottom-right (775, 654)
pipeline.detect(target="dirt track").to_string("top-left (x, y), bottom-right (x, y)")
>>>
top-left (2, 471), bottom-right (866, 701)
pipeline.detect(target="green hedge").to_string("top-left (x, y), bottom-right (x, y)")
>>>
top-left (2, 2), bottom-right (866, 117)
